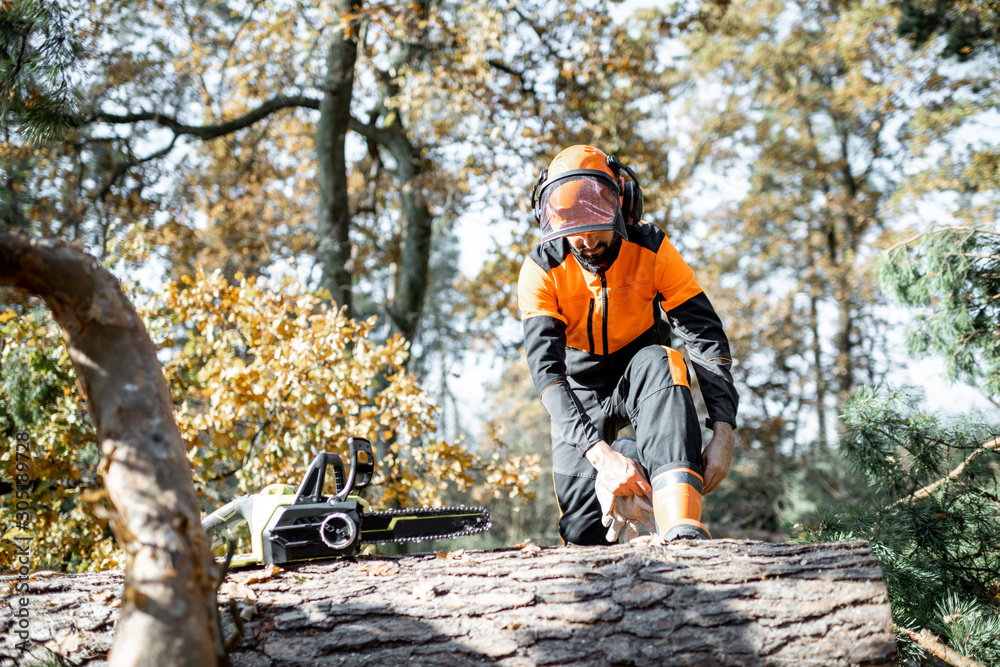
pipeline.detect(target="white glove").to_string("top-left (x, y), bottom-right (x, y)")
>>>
top-left (595, 470), bottom-right (655, 543)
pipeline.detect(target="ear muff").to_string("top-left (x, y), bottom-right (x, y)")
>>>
top-left (620, 164), bottom-right (644, 225)
top-left (606, 155), bottom-right (644, 225)
top-left (531, 168), bottom-right (548, 223)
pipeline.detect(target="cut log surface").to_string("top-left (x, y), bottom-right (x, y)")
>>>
top-left (1, 539), bottom-right (898, 667)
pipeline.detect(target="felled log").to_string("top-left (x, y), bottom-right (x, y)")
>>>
top-left (2, 539), bottom-right (897, 666)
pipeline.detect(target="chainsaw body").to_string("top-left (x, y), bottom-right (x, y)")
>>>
top-left (202, 437), bottom-right (490, 566)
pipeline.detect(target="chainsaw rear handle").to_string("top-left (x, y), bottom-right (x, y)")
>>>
top-left (333, 437), bottom-right (375, 501)
top-left (202, 493), bottom-right (254, 539)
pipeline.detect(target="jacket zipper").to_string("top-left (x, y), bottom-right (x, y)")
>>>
top-left (599, 270), bottom-right (609, 356)
top-left (587, 300), bottom-right (595, 353)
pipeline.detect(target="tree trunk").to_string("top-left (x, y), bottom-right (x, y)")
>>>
top-left (809, 293), bottom-right (828, 451)
top-left (0, 232), bottom-right (219, 667)
top-left (316, 0), bottom-right (363, 317)
top-left (360, 0), bottom-right (433, 350)
top-left (3, 539), bottom-right (897, 666)
top-left (385, 124), bottom-right (433, 346)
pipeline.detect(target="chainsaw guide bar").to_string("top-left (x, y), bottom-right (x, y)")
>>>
top-left (362, 506), bottom-right (493, 544)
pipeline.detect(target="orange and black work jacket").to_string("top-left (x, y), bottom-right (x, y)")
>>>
top-left (517, 222), bottom-right (738, 455)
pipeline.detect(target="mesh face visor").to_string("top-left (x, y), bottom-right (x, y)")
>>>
top-left (539, 174), bottom-right (625, 243)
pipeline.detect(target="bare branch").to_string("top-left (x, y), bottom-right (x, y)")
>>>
top-left (907, 437), bottom-right (1000, 504)
top-left (96, 134), bottom-right (180, 201)
top-left (896, 625), bottom-right (987, 667)
top-left (0, 231), bottom-right (220, 667)
top-left (885, 225), bottom-right (1000, 255)
top-left (87, 94), bottom-right (321, 139)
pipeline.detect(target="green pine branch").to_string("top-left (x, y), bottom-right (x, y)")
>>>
top-left (880, 225), bottom-right (1000, 401)
top-left (0, 0), bottom-right (84, 143)
top-left (799, 386), bottom-right (1000, 666)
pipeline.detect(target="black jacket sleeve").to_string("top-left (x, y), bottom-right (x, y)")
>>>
top-left (523, 315), bottom-right (602, 454)
top-left (665, 291), bottom-right (739, 429)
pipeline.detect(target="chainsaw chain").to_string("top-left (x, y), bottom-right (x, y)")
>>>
top-left (361, 505), bottom-right (491, 544)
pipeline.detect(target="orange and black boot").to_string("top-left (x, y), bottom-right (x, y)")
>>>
top-left (651, 467), bottom-right (711, 540)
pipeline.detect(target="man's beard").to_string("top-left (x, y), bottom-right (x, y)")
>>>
top-left (570, 234), bottom-right (621, 269)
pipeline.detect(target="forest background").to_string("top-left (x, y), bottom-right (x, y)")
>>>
top-left (2, 0), bottom-right (999, 662)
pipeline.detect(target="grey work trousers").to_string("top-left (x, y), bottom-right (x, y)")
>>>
top-left (551, 345), bottom-right (703, 545)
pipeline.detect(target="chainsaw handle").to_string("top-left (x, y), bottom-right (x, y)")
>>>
top-left (332, 437), bottom-right (375, 501)
top-left (201, 494), bottom-right (254, 538)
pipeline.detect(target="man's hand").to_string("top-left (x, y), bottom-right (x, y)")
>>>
top-left (702, 422), bottom-right (735, 494)
top-left (585, 440), bottom-right (651, 497)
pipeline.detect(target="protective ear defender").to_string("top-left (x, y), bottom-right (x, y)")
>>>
top-left (531, 168), bottom-right (548, 223)
top-left (606, 155), bottom-right (644, 225)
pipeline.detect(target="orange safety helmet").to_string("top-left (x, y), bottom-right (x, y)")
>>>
top-left (531, 145), bottom-right (644, 243)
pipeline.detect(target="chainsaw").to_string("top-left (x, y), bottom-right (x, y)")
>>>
top-left (201, 437), bottom-right (491, 567)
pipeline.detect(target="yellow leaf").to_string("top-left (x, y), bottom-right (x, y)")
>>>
top-left (358, 561), bottom-right (399, 577)
top-left (245, 564), bottom-right (283, 583)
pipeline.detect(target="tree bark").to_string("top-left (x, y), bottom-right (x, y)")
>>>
top-left (0, 232), bottom-right (218, 667)
top-left (3, 539), bottom-right (897, 666)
